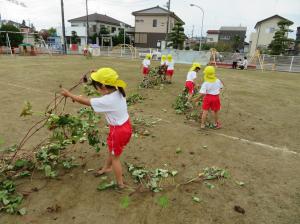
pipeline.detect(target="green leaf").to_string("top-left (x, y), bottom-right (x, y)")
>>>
top-left (192, 196), bottom-right (201, 203)
top-left (14, 159), bottom-right (28, 169)
top-left (176, 147), bottom-right (182, 154)
top-left (120, 196), bottom-right (130, 208)
top-left (17, 171), bottom-right (31, 177)
top-left (235, 181), bottom-right (245, 186)
top-left (170, 170), bottom-right (178, 176)
top-left (158, 195), bottom-right (169, 208)
top-left (97, 181), bottom-right (116, 191)
top-left (18, 208), bottom-right (26, 216)
top-left (204, 182), bottom-right (215, 189)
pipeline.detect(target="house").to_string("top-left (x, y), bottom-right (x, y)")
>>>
top-left (132, 6), bottom-right (185, 48)
top-left (218, 26), bottom-right (247, 50)
top-left (67, 13), bottom-right (134, 45)
top-left (249, 15), bottom-right (293, 55)
top-left (206, 30), bottom-right (219, 43)
top-left (0, 19), bottom-right (36, 44)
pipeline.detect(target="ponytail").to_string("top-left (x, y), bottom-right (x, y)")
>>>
top-left (118, 87), bottom-right (126, 97)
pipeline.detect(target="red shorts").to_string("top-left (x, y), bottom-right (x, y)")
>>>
top-left (166, 70), bottom-right (174, 76)
top-left (202, 94), bottom-right (221, 112)
top-left (143, 67), bottom-right (149, 75)
top-left (185, 81), bottom-right (195, 94)
top-left (107, 119), bottom-right (132, 156)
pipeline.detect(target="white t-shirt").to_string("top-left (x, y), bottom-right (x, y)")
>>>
top-left (142, 59), bottom-right (150, 68)
top-left (90, 91), bottom-right (129, 126)
top-left (166, 60), bottom-right (174, 70)
top-left (199, 79), bottom-right (223, 95)
top-left (243, 59), bottom-right (248, 68)
top-left (186, 71), bottom-right (197, 82)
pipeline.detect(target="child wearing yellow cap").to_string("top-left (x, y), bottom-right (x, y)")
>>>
top-left (166, 54), bottom-right (175, 83)
top-left (160, 55), bottom-right (167, 66)
top-left (141, 54), bottom-right (151, 76)
top-left (61, 68), bottom-right (132, 188)
top-left (185, 63), bottom-right (201, 100)
top-left (194, 66), bottom-right (224, 129)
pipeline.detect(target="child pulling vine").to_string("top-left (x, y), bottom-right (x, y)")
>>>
top-left (61, 68), bottom-right (132, 189)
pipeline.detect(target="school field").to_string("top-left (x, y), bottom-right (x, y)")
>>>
top-left (0, 55), bottom-right (299, 224)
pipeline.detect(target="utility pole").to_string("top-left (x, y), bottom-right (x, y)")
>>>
top-left (165, 0), bottom-right (171, 41)
top-left (86, 0), bottom-right (89, 45)
top-left (60, 0), bottom-right (67, 54)
top-left (191, 25), bottom-right (194, 39)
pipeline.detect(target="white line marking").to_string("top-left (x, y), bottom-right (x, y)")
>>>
top-left (214, 133), bottom-right (298, 155)
top-left (0, 81), bottom-right (53, 95)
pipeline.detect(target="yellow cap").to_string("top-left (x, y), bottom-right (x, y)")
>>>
top-left (203, 66), bottom-right (217, 83)
top-left (161, 55), bottom-right (166, 62)
top-left (91, 68), bottom-right (127, 88)
top-left (146, 54), bottom-right (151, 59)
top-left (189, 62), bottom-right (201, 71)
top-left (167, 54), bottom-right (172, 61)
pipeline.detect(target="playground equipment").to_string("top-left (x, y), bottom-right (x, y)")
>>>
top-left (249, 49), bottom-right (264, 70)
top-left (111, 44), bottom-right (136, 59)
top-left (18, 43), bottom-right (36, 56)
top-left (209, 48), bottom-right (218, 67)
top-left (0, 31), bottom-right (51, 56)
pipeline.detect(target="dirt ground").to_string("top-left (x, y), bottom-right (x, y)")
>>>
top-left (0, 55), bottom-right (299, 224)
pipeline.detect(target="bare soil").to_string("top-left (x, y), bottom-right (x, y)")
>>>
top-left (0, 55), bottom-right (299, 224)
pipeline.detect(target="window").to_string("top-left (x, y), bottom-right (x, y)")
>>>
top-left (135, 19), bottom-right (144, 23)
top-left (71, 24), bottom-right (78, 27)
top-left (112, 27), bottom-right (116, 33)
top-left (220, 35), bottom-right (230, 40)
top-left (153, 19), bottom-right (157, 27)
top-left (92, 25), bottom-right (97, 32)
top-left (135, 33), bottom-right (147, 44)
top-left (265, 27), bottom-right (275, 33)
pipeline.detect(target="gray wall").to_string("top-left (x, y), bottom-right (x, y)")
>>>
top-left (218, 30), bottom-right (246, 49)
top-left (135, 32), bottom-right (166, 48)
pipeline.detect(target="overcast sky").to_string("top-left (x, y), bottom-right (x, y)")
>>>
top-left (0, 0), bottom-right (299, 40)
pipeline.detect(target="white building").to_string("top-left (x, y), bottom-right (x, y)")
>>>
top-left (249, 15), bottom-right (293, 56)
top-left (206, 30), bottom-right (219, 43)
top-left (67, 13), bottom-right (134, 45)
top-left (56, 26), bottom-right (87, 46)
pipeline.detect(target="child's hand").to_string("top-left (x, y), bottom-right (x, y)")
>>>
top-left (61, 88), bottom-right (71, 97)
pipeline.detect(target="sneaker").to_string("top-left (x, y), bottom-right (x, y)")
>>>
top-left (214, 122), bottom-right (222, 129)
top-left (200, 124), bottom-right (205, 129)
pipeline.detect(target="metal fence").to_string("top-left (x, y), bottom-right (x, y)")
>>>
top-left (214, 51), bottom-right (300, 73)
top-left (1, 45), bottom-right (299, 73)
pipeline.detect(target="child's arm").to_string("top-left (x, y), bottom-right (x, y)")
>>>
top-left (192, 93), bottom-right (204, 103)
top-left (61, 89), bottom-right (91, 106)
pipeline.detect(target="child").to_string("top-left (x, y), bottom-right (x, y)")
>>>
top-left (194, 66), bottom-right (223, 129)
top-left (166, 54), bottom-right (175, 83)
top-left (185, 62), bottom-right (201, 100)
top-left (141, 54), bottom-right (151, 76)
top-left (232, 50), bottom-right (240, 69)
top-left (160, 55), bottom-right (167, 66)
top-left (241, 56), bottom-right (248, 70)
top-left (61, 68), bottom-right (132, 188)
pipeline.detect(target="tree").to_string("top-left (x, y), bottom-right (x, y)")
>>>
top-left (21, 20), bottom-right (26, 26)
top-left (0, 24), bottom-right (24, 47)
top-left (167, 22), bottom-right (185, 49)
top-left (268, 20), bottom-right (294, 55)
top-left (48, 27), bottom-right (57, 37)
top-left (112, 31), bottom-right (130, 46)
top-left (39, 30), bottom-right (49, 40)
top-left (71, 31), bottom-right (80, 44)
top-left (232, 35), bottom-right (242, 51)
